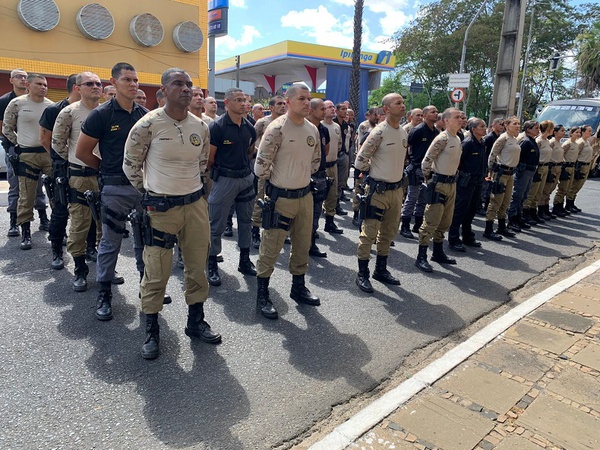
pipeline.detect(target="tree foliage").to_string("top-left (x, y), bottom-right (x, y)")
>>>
top-left (369, 0), bottom-right (600, 121)
top-left (577, 20), bottom-right (600, 96)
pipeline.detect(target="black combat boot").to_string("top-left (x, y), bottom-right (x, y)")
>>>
top-left (565, 199), bottom-right (579, 213)
top-left (538, 205), bottom-right (551, 221)
top-left (238, 248), bottom-right (257, 276)
top-left (72, 255), bottom-right (89, 292)
top-left (37, 208), bottom-right (50, 231)
top-left (373, 254), bottom-right (401, 285)
top-left (562, 200), bottom-right (572, 215)
top-left (185, 303), bottom-right (222, 343)
top-left (530, 207), bottom-right (544, 224)
top-left (85, 246), bottom-right (98, 262)
top-left (141, 314), bottom-right (160, 360)
top-left (251, 226), bottom-right (261, 249)
top-left (256, 277), bottom-right (278, 319)
top-left (207, 255), bottom-right (221, 286)
top-left (356, 259), bottom-right (374, 293)
top-left (7, 212), bottom-right (19, 237)
top-left (571, 196), bottom-right (582, 213)
top-left (431, 242), bottom-right (457, 265)
top-left (497, 219), bottom-right (516, 238)
top-left (352, 210), bottom-right (360, 227)
top-left (20, 222), bottom-right (32, 250)
top-left (519, 211), bottom-right (532, 228)
top-left (412, 216), bottom-right (423, 233)
top-left (309, 232), bottom-right (327, 258)
top-left (483, 221), bottom-right (503, 241)
top-left (335, 201), bottom-right (348, 216)
top-left (508, 215), bottom-right (522, 232)
top-left (399, 216), bottom-right (415, 239)
top-left (51, 240), bottom-right (64, 270)
top-left (552, 202), bottom-right (568, 217)
top-left (290, 274), bottom-right (320, 306)
top-left (415, 245), bottom-right (433, 272)
top-left (324, 215), bottom-right (344, 234)
top-left (224, 215), bottom-right (234, 236)
top-left (546, 204), bottom-right (557, 219)
top-left (95, 284), bottom-right (113, 321)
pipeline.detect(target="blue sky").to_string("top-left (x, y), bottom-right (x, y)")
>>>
top-left (213, 0), bottom-right (424, 60)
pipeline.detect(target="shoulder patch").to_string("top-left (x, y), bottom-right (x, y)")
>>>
top-left (190, 133), bottom-right (201, 146)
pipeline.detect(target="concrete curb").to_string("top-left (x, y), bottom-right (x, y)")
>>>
top-left (308, 259), bottom-right (600, 450)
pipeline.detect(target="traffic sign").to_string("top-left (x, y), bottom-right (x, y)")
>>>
top-left (451, 88), bottom-right (465, 103)
top-left (448, 73), bottom-right (470, 88)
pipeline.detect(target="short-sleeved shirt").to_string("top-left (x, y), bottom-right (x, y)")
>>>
top-left (81, 97), bottom-right (148, 176)
top-left (209, 112), bottom-right (256, 171)
top-left (321, 121), bottom-right (342, 163)
top-left (407, 122), bottom-right (439, 165)
top-left (40, 98), bottom-right (70, 161)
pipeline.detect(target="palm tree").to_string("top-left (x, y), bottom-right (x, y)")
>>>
top-left (349, 0), bottom-right (364, 117)
top-left (577, 21), bottom-right (600, 96)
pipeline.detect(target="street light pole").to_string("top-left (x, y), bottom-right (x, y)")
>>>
top-left (517, 0), bottom-right (536, 120)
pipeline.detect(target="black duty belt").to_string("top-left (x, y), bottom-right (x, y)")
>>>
top-left (217, 167), bottom-right (251, 178)
top-left (101, 174), bottom-right (131, 185)
top-left (370, 178), bottom-right (404, 191)
top-left (492, 163), bottom-right (515, 176)
top-left (144, 188), bottom-right (204, 212)
top-left (273, 184), bottom-right (311, 199)
top-left (578, 162), bottom-right (591, 166)
top-left (325, 161), bottom-right (337, 168)
top-left (538, 163), bottom-right (549, 167)
top-left (563, 162), bottom-right (576, 167)
top-left (20, 146), bottom-right (46, 154)
top-left (69, 163), bottom-right (98, 177)
top-left (432, 173), bottom-right (457, 183)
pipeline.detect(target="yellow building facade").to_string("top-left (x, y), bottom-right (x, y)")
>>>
top-left (0, 0), bottom-right (207, 103)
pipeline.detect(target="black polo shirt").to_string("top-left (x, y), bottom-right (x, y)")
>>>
top-left (333, 116), bottom-right (348, 156)
top-left (408, 122), bottom-right (439, 164)
top-left (39, 98), bottom-right (70, 161)
top-left (0, 90), bottom-right (17, 148)
top-left (81, 97), bottom-right (148, 176)
top-left (209, 112), bottom-right (256, 171)
top-left (519, 136), bottom-right (540, 166)
top-left (459, 136), bottom-right (486, 177)
top-left (317, 122), bottom-right (330, 172)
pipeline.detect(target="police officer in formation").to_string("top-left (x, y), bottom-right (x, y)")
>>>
top-left (525, 120), bottom-right (554, 223)
top-left (124, 68), bottom-right (220, 359)
top-left (552, 126), bottom-right (581, 216)
top-left (354, 93), bottom-right (407, 292)
top-left (52, 72), bottom-right (103, 292)
top-left (254, 84), bottom-right (321, 319)
top-left (2, 73), bottom-right (54, 250)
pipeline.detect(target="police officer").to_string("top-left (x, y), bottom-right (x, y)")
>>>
top-left (254, 84), bottom-right (321, 319)
top-left (0, 69), bottom-right (47, 238)
top-left (539, 125), bottom-right (565, 219)
top-left (124, 68), bottom-right (221, 360)
top-left (525, 120), bottom-right (554, 223)
top-left (308, 97), bottom-right (330, 258)
top-left (354, 93), bottom-right (407, 292)
top-left (484, 116), bottom-right (521, 240)
top-left (414, 108), bottom-right (463, 272)
top-left (52, 72), bottom-right (103, 292)
top-left (204, 96), bottom-right (218, 120)
top-left (448, 117), bottom-right (487, 251)
top-left (402, 108), bottom-right (423, 134)
top-left (352, 107), bottom-right (379, 226)
top-left (2, 73), bottom-right (54, 250)
top-left (552, 126), bottom-right (581, 217)
top-left (189, 86), bottom-right (213, 125)
top-left (399, 105), bottom-right (439, 239)
top-left (567, 125), bottom-right (597, 212)
top-left (207, 88), bottom-right (257, 286)
top-left (76, 62), bottom-right (170, 321)
top-left (251, 95), bottom-right (286, 249)
top-left (478, 118), bottom-right (505, 215)
top-left (333, 103), bottom-right (349, 215)
top-left (321, 100), bottom-right (344, 234)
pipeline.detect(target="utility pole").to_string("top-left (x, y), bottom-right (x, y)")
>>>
top-left (516, 0), bottom-right (536, 120)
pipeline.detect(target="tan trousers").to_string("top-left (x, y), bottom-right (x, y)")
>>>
top-left (17, 151), bottom-right (52, 225)
top-left (540, 164), bottom-right (561, 206)
top-left (67, 175), bottom-right (101, 257)
top-left (553, 166), bottom-right (574, 204)
top-left (419, 182), bottom-right (456, 246)
top-left (567, 164), bottom-right (591, 200)
top-left (524, 165), bottom-right (549, 209)
top-left (486, 173), bottom-right (514, 221)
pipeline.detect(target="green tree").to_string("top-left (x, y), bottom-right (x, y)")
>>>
top-left (577, 20), bottom-right (600, 96)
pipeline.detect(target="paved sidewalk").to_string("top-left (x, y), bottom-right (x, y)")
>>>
top-left (305, 261), bottom-right (600, 450)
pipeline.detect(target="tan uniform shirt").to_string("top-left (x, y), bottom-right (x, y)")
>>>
top-left (576, 137), bottom-right (594, 163)
top-left (422, 130), bottom-right (462, 178)
top-left (2, 95), bottom-right (53, 147)
top-left (355, 121), bottom-right (407, 183)
top-left (52, 101), bottom-right (98, 166)
top-left (254, 115), bottom-right (273, 150)
top-left (549, 137), bottom-right (564, 163)
top-left (357, 120), bottom-right (373, 145)
top-left (124, 108), bottom-right (209, 195)
top-left (488, 133), bottom-right (520, 170)
top-left (321, 120), bottom-right (342, 163)
top-left (201, 114), bottom-right (213, 126)
top-left (255, 115), bottom-right (321, 189)
top-left (402, 122), bottom-right (415, 134)
top-left (536, 136), bottom-right (553, 164)
top-left (562, 139), bottom-right (579, 163)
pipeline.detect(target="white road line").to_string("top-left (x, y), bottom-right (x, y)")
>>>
top-left (309, 259), bottom-right (600, 450)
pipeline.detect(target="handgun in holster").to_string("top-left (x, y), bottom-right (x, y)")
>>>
top-left (6, 144), bottom-right (20, 171)
top-left (41, 174), bottom-right (55, 203)
top-left (491, 168), bottom-right (506, 194)
top-left (84, 190), bottom-right (101, 222)
top-left (358, 176), bottom-right (385, 221)
top-left (574, 162), bottom-right (584, 180)
top-left (559, 165), bottom-right (571, 181)
top-left (128, 210), bottom-right (148, 248)
top-left (54, 176), bottom-right (69, 206)
top-left (210, 166), bottom-right (220, 182)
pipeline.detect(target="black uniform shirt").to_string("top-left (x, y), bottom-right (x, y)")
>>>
top-left (408, 122), bottom-right (439, 164)
top-left (317, 122), bottom-right (330, 172)
top-left (39, 98), bottom-right (70, 161)
top-left (482, 131), bottom-right (500, 159)
top-left (0, 90), bottom-right (17, 147)
top-left (209, 112), bottom-right (256, 171)
top-left (459, 136), bottom-right (486, 177)
top-left (519, 136), bottom-right (540, 166)
top-left (81, 97), bottom-right (148, 176)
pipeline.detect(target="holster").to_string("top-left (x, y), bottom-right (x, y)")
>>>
top-left (546, 172), bottom-right (556, 183)
top-left (310, 175), bottom-right (328, 203)
top-left (52, 159), bottom-right (68, 179)
top-left (210, 166), bottom-right (220, 182)
top-left (128, 210), bottom-right (146, 248)
top-left (6, 144), bottom-right (19, 171)
top-left (574, 163), bottom-right (584, 180)
top-left (84, 190), bottom-right (101, 222)
top-left (559, 166), bottom-right (571, 181)
top-left (54, 177), bottom-right (69, 206)
top-left (41, 174), bottom-right (55, 203)
top-left (491, 169), bottom-right (506, 194)
top-left (357, 178), bottom-right (385, 221)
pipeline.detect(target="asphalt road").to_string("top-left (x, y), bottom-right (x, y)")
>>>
top-left (1, 179), bottom-right (599, 449)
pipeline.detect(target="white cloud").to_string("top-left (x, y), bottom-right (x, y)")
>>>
top-left (230, 0), bottom-right (248, 8)
top-left (379, 10), bottom-right (409, 36)
top-left (216, 25), bottom-right (260, 52)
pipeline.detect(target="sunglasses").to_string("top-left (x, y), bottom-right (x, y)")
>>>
top-left (78, 81), bottom-right (102, 87)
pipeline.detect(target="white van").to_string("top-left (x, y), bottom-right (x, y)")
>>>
top-left (535, 98), bottom-right (600, 134)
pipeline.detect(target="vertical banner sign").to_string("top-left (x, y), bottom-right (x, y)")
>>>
top-left (208, 0), bottom-right (229, 37)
